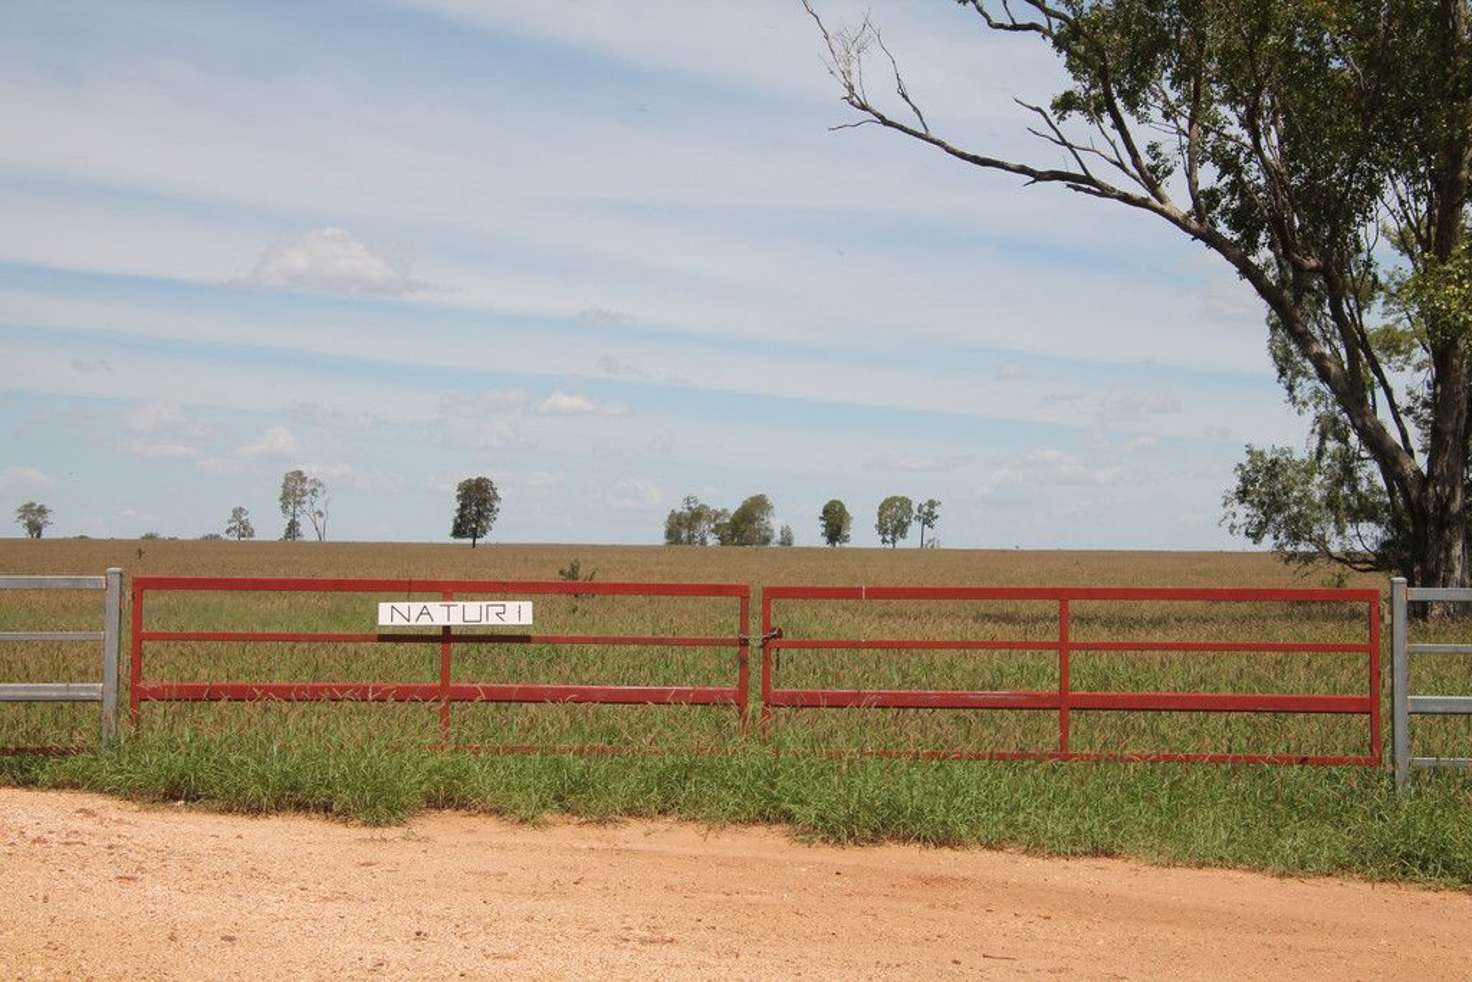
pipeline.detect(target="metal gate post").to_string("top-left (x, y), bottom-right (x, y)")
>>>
top-left (1391, 577), bottom-right (1409, 791)
top-left (101, 568), bottom-right (122, 745)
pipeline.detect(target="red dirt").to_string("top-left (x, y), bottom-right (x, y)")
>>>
top-left (0, 788), bottom-right (1467, 979)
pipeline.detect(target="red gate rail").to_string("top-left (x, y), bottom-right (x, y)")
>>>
top-left (760, 585), bottom-right (1381, 766)
top-left (130, 576), bottom-right (750, 746)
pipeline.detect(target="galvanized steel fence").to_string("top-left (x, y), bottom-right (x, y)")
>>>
top-left (1391, 578), bottom-right (1472, 790)
top-left (0, 569), bottom-right (122, 752)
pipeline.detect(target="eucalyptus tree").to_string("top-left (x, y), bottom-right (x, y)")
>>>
top-left (916, 498), bottom-right (941, 548)
top-left (664, 495), bottom-right (717, 545)
top-left (820, 499), bottom-right (853, 546)
top-left (225, 506), bottom-right (254, 541)
top-left (451, 476), bottom-right (501, 548)
top-left (14, 501), bottom-right (51, 539)
top-left (804, 1), bottom-right (1472, 586)
top-left (876, 495), bottom-right (914, 548)
top-left (279, 470), bottom-right (307, 541)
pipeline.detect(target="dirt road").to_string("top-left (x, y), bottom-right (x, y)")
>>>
top-left (1, 789), bottom-right (1467, 979)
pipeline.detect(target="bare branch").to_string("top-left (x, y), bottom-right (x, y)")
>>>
top-left (1017, 99), bottom-right (1095, 181)
top-left (959, 0), bottom-right (1067, 36)
top-left (800, 0), bottom-right (1426, 508)
top-left (873, 28), bottom-right (928, 134)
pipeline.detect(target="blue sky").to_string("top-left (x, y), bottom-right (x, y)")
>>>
top-left (0, 1), bottom-right (1306, 547)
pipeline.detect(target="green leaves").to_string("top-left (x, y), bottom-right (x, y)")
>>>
top-left (1223, 442), bottom-right (1408, 574)
top-left (450, 476), bottom-right (501, 547)
top-left (875, 495), bottom-right (914, 548)
top-left (820, 499), bottom-right (852, 547)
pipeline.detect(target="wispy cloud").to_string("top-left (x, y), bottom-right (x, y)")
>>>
top-left (240, 228), bottom-right (419, 296)
top-left (605, 477), bottom-right (664, 510)
top-left (238, 426), bottom-right (300, 459)
top-left (0, 465), bottom-right (56, 493)
top-left (536, 391), bottom-right (627, 417)
top-left (124, 401), bottom-right (208, 460)
top-left (981, 448), bottom-right (1128, 496)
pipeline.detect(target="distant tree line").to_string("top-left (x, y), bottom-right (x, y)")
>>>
top-left (665, 494), bottom-right (940, 548)
top-left (14, 474), bottom-right (940, 548)
top-left (11, 468), bottom-right (495, 545)
top-left (664, 494), bottom-right (779, 546)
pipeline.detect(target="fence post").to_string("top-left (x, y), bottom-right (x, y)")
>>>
top-left (1391, 577), bottom-right (1409, 792)
top-left (100, 567), bottom-right (122, 745)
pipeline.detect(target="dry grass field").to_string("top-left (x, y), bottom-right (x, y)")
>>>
top-left (2, 538), bottom-right (1470, 885)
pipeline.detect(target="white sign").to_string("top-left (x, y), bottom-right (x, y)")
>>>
top-left (377, 601), bottom-right (533, 627)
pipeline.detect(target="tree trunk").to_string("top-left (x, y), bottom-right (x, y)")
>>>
top-left (1416, 337), bottom-right (1471, 601)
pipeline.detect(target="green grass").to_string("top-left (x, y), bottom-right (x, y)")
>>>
top-left (2, 539), bottom-right (1470, 887)
top-left (4, 733), bottom-right (1471, 886)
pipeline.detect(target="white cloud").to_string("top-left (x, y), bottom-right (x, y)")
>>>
top-left (993, 364), bottom-right (1026, 382)
top-left (980, 448), bottom-right (1128, 495)
top-left (1125, 435), bottom-right (1158, 452)
top-left (124, 401), bottom-right (208, 459)
top-left (237, 425), bottom-right (300, 459)
top-left (536, 391), bottom-right (626, 417)
top-left (241, 228), bottom-right (418, 296)
top-left (0, 466), bottom-right (56, 493)
top-left (606, 478), bottom-right (664, 510)
top-left (127, 401), bottom-right (204, 436)
top-left (289, 401), bottom-right (382, 433)
top-left (294, 461), bottom-right (402, 493)
top-left (436, 389), bottom-right (531, 450)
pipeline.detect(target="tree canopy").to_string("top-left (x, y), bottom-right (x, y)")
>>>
top-left (14, 501), bottom-right (51, 539)
top-left (664, 496), bottom-right (718, 545)
top-left (716, 494), bottom-right (776, 546)
top-left (451, 476), bottom-right (501, 548)
top-left (876, 495), bottom-right (915, 547)
top-left (819, 498), bottom-right (852, 546)
top-left (225, 506), bottom-right (255, 541)
top-left (916, 498), bottom-right (941, 548)
top-left (806, 0), bottom-right (1472, 585)
top-left (279, 470), bottom-right (308, 541)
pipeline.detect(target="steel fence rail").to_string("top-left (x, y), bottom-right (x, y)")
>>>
top-left (130, 576), bottom-right (750, 749)
top-left (1391, 577), bottom-right (1472, 791)
top-left (0, 568), bottom-right (122, 752)
top-left (761, 584), bottom-right (1381, 766)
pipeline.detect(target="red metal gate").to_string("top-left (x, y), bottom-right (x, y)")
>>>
top-left (760, 585), bottom-right (1381, 765)
top-left (130, 577), bottom-right (750, 746)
